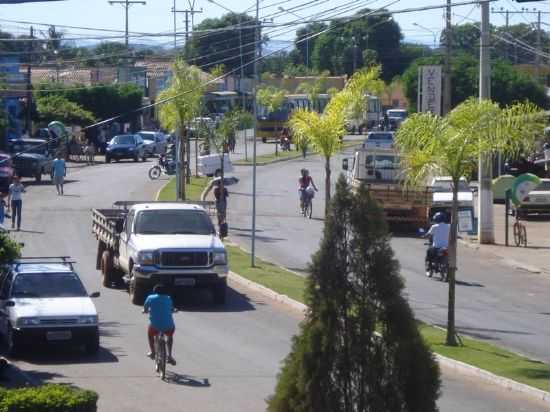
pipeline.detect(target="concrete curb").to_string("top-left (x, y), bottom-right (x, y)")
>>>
top-left (229, 266), bottom-right (550, 404)
top-left (458, 239), bottom-right (548, 275)
top-left (436, 354), bottom-right (550, 403)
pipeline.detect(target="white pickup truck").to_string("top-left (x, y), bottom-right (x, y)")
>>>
top-left (92, 201), bottom-right (228, 305)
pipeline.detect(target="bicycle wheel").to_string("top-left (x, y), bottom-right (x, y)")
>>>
top-left (158, 337), bottom-right (166, 380)
top-left (307, 200), bottom-right (313, 219)
top-left (154, 336), bottom-right (161, 373)
top-left (513, 222), bottom-right (521, 247)
top-left (520, 224), bottom-right (527, 247)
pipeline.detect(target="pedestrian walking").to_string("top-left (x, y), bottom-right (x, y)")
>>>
top-left (7, 176), bottom-right (25, 231)
top-left (52, 154), bottom-right (67, 195)
top-left (0, 193), bottom-right (7, 226)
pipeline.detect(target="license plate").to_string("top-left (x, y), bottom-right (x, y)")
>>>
top-left (174, 278), bottom-right (196, 286)
top-left (46, 331), bottom-right (72, 341)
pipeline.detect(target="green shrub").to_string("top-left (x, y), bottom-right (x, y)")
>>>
top-left (0, 384), bottom-right (98, 412)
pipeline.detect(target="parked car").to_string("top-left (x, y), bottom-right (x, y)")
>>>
top-left (197, 153), bottom-right (233, 177)
top-left (0, 152), bottom-right (15, 192)
top-left (0, 257), bottom-right (100, 355)
top-left (513, 178), bottom-right (550, 216)
top-left (137, 131), bottom-right (167, 156)
top-left (362, 131), bottom-right (395, 149)
top-left (105, 134), bottom-right (147, 163)
top-left (9, 138), bottom-right (53, 182)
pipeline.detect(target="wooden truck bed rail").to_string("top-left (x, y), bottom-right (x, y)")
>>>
top-left (92, 208), bottom-right (126, 249)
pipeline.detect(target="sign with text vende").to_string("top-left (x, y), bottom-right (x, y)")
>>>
top-left (420, 65), bottom-right (442, 116)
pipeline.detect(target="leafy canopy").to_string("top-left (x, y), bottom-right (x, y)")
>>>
top-left (395, 98), bottom-right (546, 185)
top-left (256, 86), bottom-right (286, 114)
top-left (157, 59), bottom-right (205, 133)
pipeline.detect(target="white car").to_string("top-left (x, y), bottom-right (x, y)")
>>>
top-left (137, 131), bottom-right (167, 156)
top-left (514, 178), bottom-right (550, 216)
top-left (429, 177), bottom-right (474, 208)
top-left (0, 258), bottom-right (100, 355)
top-left (197, 153), bottom-right (233, 177)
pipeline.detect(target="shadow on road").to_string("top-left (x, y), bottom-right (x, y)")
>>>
top-left (5, 345), bottom-right (119, 366)
top-left (23, 179), bottom-right (80, 187)
top-left (173, 286), bottom-right (256, 313)
top-left (231, 232), bottom-right (286, 243)
top-left (165, 372), bottom-right (211, 387)
top-left (454, 325), bottom-right (533, 342)
top-left (455, 279), bottom-right (485, 288)
top-left (229, 227), bottom-right (264, 233)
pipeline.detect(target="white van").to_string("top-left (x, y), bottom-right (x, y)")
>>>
top-left (197, 153), bottom-right (233, 177)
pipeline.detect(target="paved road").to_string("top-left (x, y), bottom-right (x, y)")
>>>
top-left (227, 145), bottom-right (550, 364)
top-left (4, 158), bottom-right (550, 411)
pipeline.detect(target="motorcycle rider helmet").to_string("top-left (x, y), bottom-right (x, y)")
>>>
top-left (433, 212), bottom-right (445, 223)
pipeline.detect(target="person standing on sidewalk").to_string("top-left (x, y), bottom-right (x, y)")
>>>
top-left (52, 154), bottom-right (66, 195)
top-left (7, 176), bottom-right (25, 231)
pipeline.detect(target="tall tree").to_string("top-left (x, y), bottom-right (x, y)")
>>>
top-left (157, 59), bottom-right (205, 199)
top-left (190, 13), bottom-right (256, 75)
top-left (402, 53), bottom-right (547, 111)
top-left (268, 175), bottom-right (441, 412)
top-left (396, 98), bottom-right (545, 345)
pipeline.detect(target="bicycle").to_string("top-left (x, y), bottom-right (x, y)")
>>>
top-left (301, 194), bottom-right (313, 219)
top-left (513, 216), bottom-right (527, 247)
top-left (154, 332), bottom-right (168, 380)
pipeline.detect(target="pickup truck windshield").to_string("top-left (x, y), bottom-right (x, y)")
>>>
top-left (12, 273), bottom-right (88, 298)
top-left (134, 209), bottom-right (215, 235)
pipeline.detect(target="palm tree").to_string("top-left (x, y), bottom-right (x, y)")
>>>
top-left (289, 67), bottom-right (385, 214)
top-left (157, 59), bottom-right (204, 200)
top-left (396, 98), bottom-right (545, 346)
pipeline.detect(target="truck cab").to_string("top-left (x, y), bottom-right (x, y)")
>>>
top-left (343, 147), bottom-right (402, 184)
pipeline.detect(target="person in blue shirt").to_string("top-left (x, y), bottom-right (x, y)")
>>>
top-left (143, 284), bottom-right (176, 365)
top-left (51, 154), bottom-right (66, 195)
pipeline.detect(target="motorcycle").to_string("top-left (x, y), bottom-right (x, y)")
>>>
top-left (148, 155), bottom-right (176, 180)
top-left (419, 229), bottom-right (449, 282)
top-left (280, 137), bottom-right (291, 151)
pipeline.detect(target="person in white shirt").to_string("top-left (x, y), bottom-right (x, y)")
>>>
top-left (424, 212), bottom-right (450, 273)
top-left (7, 176), bottom-right (25, 231)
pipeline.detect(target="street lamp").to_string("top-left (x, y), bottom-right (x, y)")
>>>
top-left (413, 22), bottom-right (438, 49)
top-left (278, 6), bottom-right (309, 69)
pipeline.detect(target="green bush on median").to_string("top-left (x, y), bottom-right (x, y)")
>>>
top-left (0, 384), bottom-right (98, 412)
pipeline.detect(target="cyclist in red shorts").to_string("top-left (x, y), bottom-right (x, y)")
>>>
top-left (144, 284), bottom-right (176, 365)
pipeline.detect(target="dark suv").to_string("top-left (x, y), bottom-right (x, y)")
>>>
top-left (9, 139), bottom-right (53, 183)
top-left (105, 134), bottom-right (147, 163)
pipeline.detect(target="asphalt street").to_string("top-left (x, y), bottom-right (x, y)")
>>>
top-left (3, 153), bottom-right (550, 411)
top-left (227, 144), bottom-right (550, 365)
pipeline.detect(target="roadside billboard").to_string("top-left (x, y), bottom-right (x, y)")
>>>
top-left (417, 65), bottom-right (442, 116)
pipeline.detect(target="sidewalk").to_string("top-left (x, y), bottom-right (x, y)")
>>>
top-left (461, 203), bottom-right (550, 274)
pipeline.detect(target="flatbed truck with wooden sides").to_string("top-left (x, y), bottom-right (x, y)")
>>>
top-left (92, 201), bottom-right (228, 305)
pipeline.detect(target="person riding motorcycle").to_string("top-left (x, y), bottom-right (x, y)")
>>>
top-left (298, 168), bottom-right (318, 208)
top-left (424, 212), bottom-right (450, 275)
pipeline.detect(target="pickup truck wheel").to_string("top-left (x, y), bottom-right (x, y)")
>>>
top-left (85, 329), bottom-right (100, 355)
top-left (105, 156), bottom-right (111, 163)
top-left (35, 171), bottom-right (42, 182)
top-left (101, 250), bottom-right (121, 287)
top-left (212, 279), bottom-right (227, 305)
top-left (6, 324), bottom-right (20, 357)
top-left (134, 154), bottom-right (139, 162)
top-left (129, 275), bottom-right (146, 305)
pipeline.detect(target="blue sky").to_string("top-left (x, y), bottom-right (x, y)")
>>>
top-left (1, 0), bottom-right (550, 49)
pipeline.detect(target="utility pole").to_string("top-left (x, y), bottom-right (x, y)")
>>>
top-left (109, 0), bottom-right (146, 82)
top-left (443, 0), bottom-right (452, 115)
top-left (251, 0), bottom-right (259, 267)
top-left (25, 26), bottom-right (34, 134)
top-left (536, 10), bottom-right (542, 81)
top-left (171, 5), bottom-right (203, 58)
top-left (173, 0), bottom-right (177, 49)
top-left (478, 0), bottom-right (493, 244)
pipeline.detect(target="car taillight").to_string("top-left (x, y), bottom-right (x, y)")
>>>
top-left (523, 197), bottom-right (530, 202)
top-left (441, 250), bottom-right (448, 256)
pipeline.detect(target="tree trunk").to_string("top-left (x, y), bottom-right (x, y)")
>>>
top-left (446, 179), bottom-right (459, 346)
top-left (185, 124), bottom-right (191, 184)
top-left (324, 156), bottom-right (331, 215)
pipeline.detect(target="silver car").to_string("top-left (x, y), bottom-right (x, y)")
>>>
top-left (137, 131), bottom-right (167, 156)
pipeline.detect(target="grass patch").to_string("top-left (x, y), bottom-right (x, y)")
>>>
top-left (420, 324), bottom-right (550, 393)
top-left (226, 243), bottom-right (550, 393)
top-left (226, 244), bottom-right (306, 303)
top-left (234, 141), bottom-right (359, 166)
top-left (156, 176), bottom-right (209, 201)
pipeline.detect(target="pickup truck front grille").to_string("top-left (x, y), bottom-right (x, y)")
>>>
top-left (40, 318), bottom-right (78, 326)
top-left (160, 251), bottom-right (209, 267)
